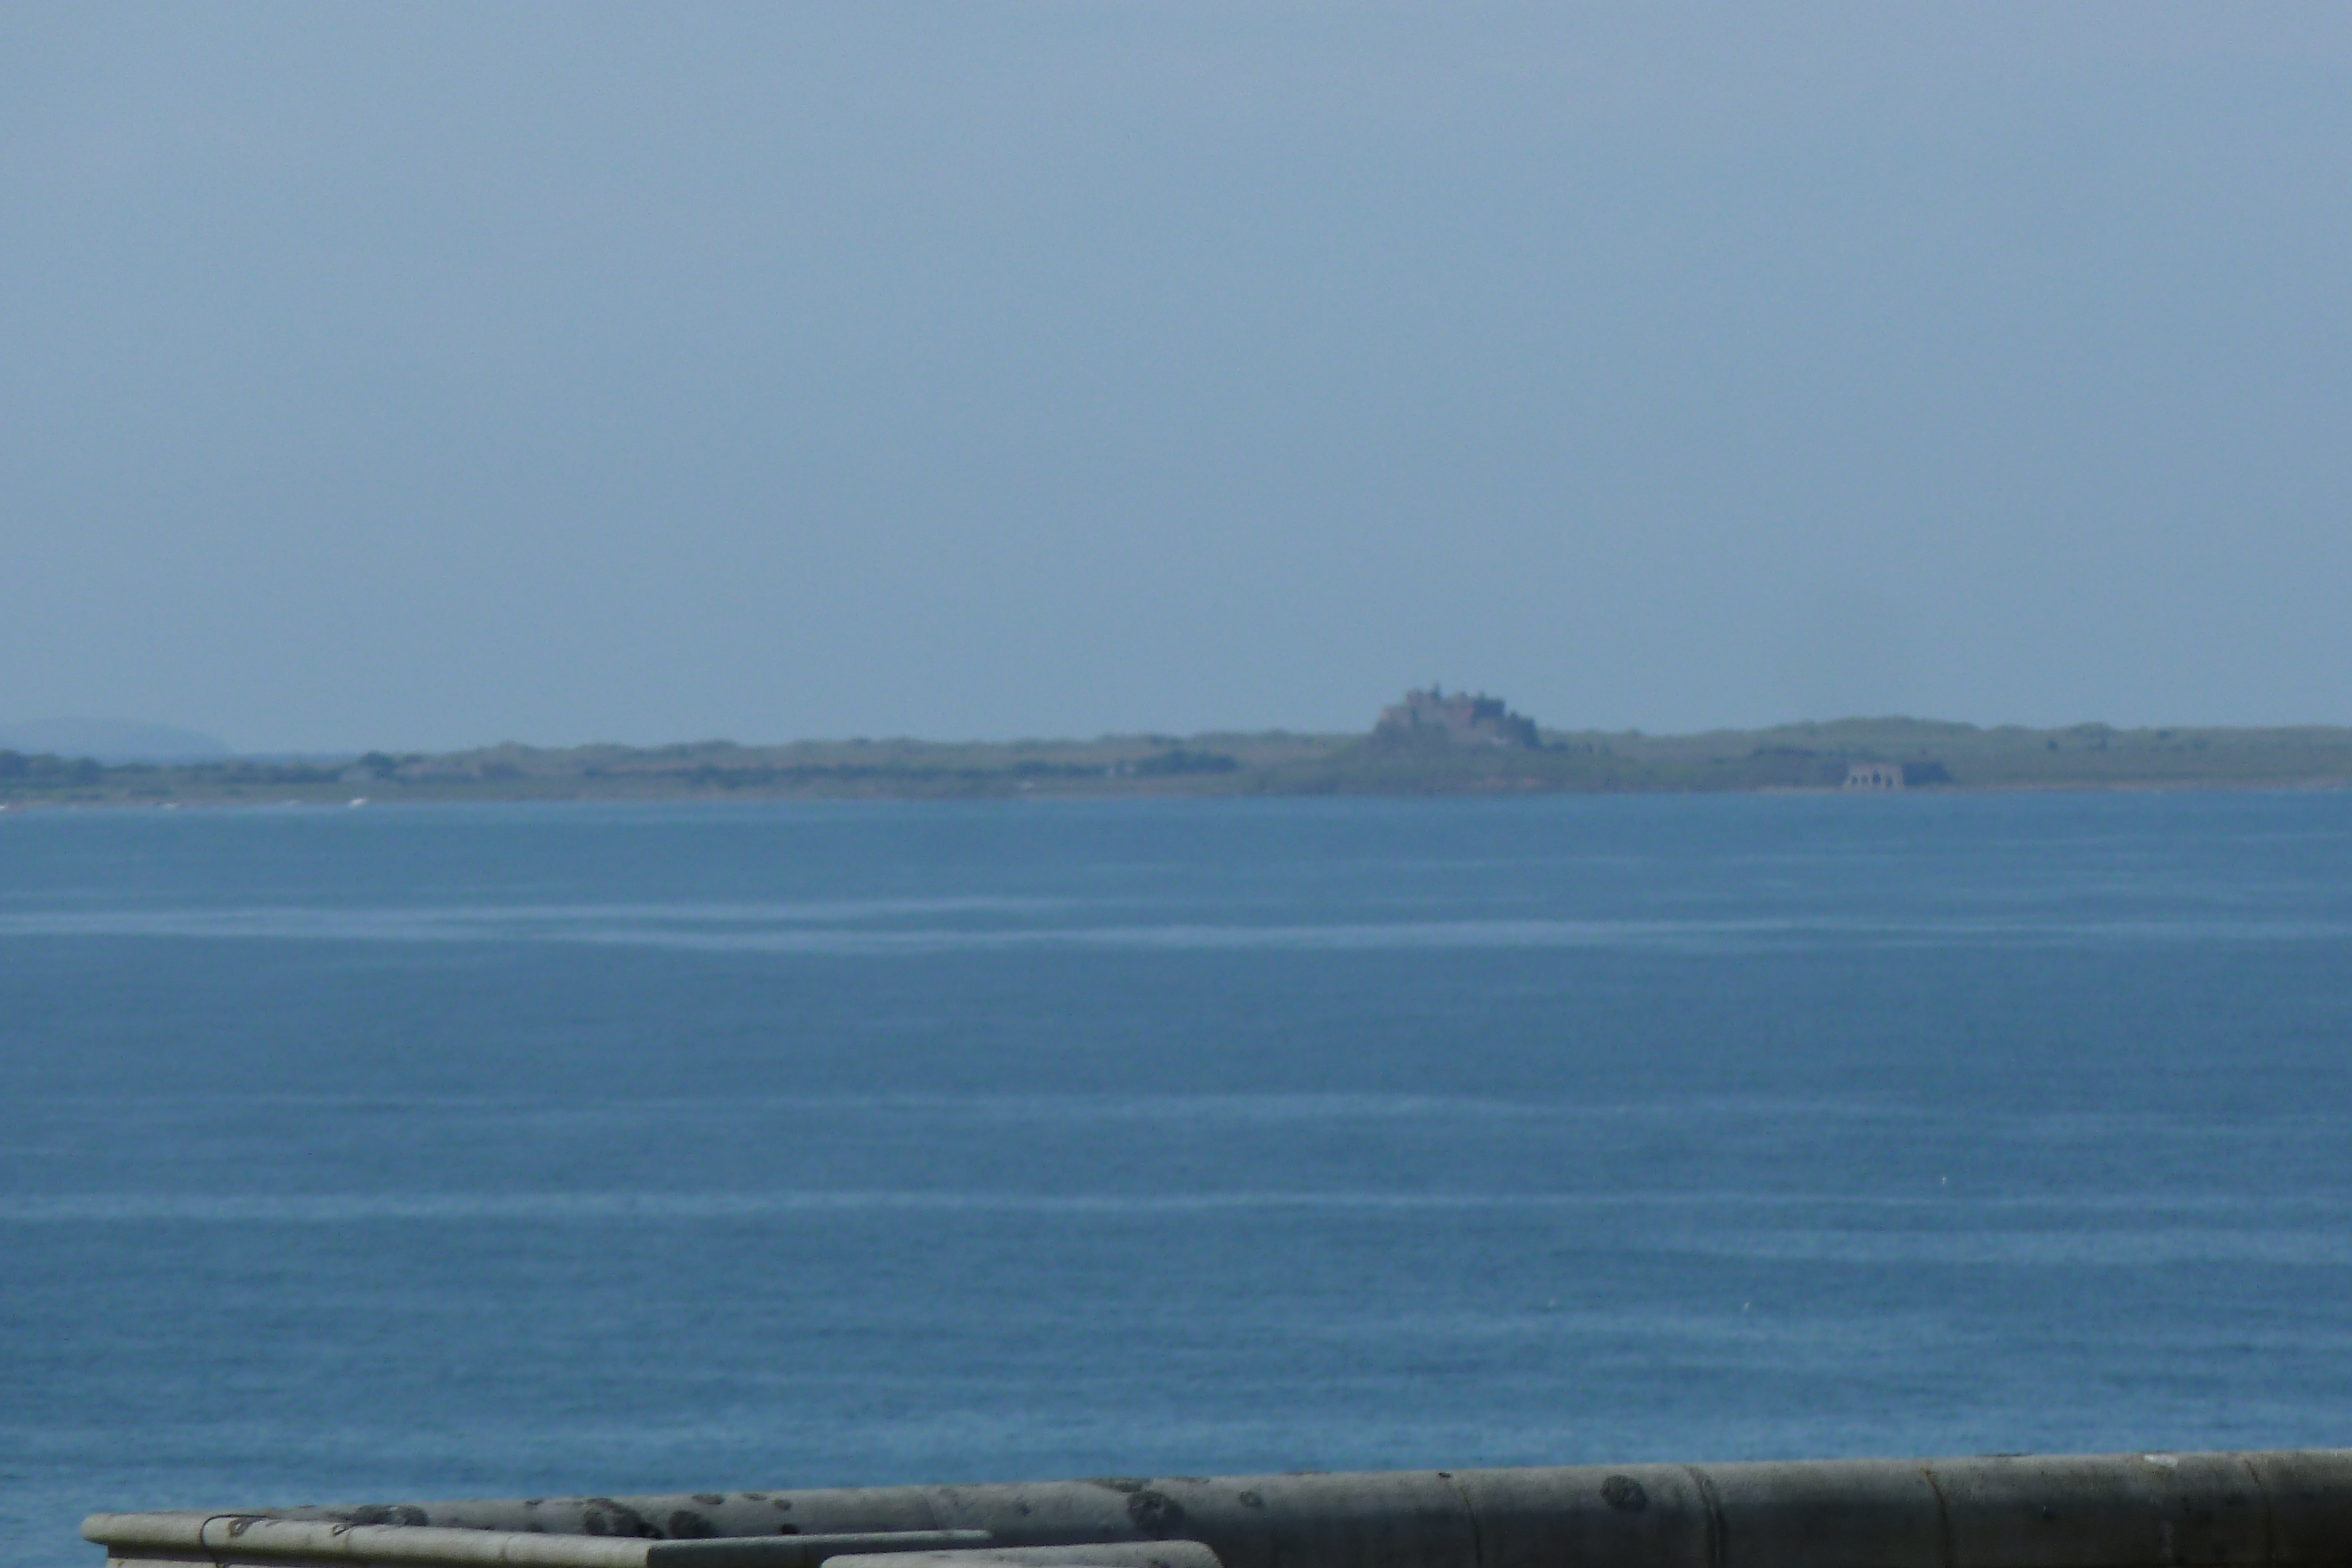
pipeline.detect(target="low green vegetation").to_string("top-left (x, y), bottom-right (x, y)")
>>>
top-left (6, 716), bottom-right (2352, 806)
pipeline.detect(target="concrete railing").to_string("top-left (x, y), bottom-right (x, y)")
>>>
top-left (86, 1450), bottom-right (2352, 1568)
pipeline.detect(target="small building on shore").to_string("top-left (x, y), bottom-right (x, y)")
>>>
top-left (1843, 762), bottom-right (1905, 790)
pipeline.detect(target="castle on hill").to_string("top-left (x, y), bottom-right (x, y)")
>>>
top-left (1373, 687), bottom-right (1540, 748)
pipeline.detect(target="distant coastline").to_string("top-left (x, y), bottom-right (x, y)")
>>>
top-left (8, 701), bottom-right (2352, 806)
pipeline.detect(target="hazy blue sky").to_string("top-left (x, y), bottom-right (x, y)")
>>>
top-left (5, 5), bottom-right (2347, 751)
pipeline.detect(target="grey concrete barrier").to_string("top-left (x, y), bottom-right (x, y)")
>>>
top-left (83, 1520), bottom-right (994, 1568)
top-left (83, 1450), bottom-right (2352, 1568)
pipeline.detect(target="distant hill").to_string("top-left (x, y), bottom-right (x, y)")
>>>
top-left (0, 717), bottom-right (233, 763)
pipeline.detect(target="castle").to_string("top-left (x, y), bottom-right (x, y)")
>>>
top-left (1372, 687), bottom-right (1540, 748)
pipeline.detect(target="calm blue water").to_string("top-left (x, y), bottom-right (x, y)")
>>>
top-left (5, 794), bottom-right (2352, 1564)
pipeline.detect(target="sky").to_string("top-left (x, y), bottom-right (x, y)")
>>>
top-left (4, 5), bottom-right (2348, 752)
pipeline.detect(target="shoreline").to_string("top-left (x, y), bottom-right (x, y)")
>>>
top-left (7, 775), bottom-right (2352, 813)
top-left (11, 718), bottom-right (2352, 808)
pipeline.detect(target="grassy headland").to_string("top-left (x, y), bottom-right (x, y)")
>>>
top-left (5, 717), bottom-right (2352, 806)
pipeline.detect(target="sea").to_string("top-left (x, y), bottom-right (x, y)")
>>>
top-left (5, 793), bottom-right (2352, 1565)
